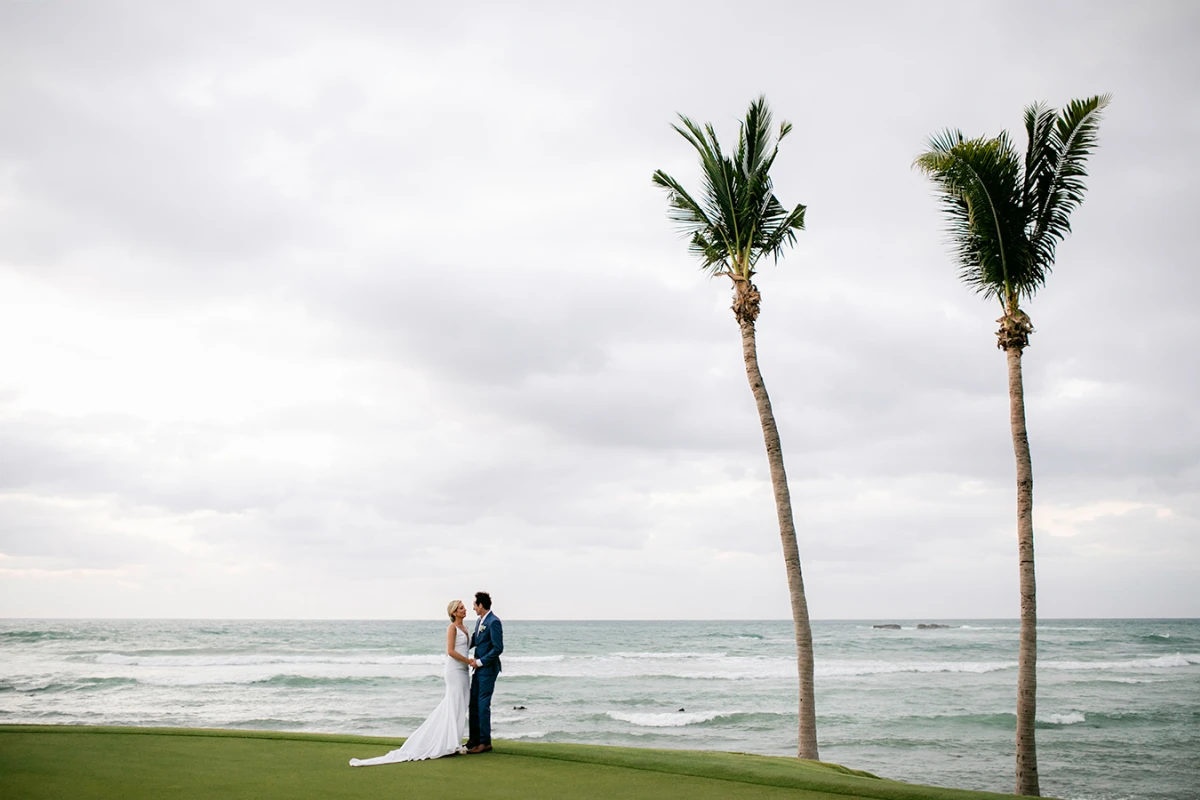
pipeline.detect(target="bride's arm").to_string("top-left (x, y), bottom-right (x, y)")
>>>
top-left (446, 625), bottom-right (471, 664)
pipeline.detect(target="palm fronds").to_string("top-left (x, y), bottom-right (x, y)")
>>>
top-left (652, 95), bottom-right (806, 278)
top-left (1027, 94), bottom-right (1111, 272)
top-left (915, 95), bottom-right (1109, 308)
top-left (916, 130), bottom-right (1027, 303)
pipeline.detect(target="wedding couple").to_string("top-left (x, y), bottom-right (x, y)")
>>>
top-left (349, 592), bottom-right (504, 765)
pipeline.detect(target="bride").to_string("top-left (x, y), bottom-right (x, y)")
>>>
top-left (349, 600), bottom-right (472, 765)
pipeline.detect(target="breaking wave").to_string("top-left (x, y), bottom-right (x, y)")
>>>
top-left (1042, 653), bottom-right (1199, 670)
top-left (1039, 712), bottom-right (1086, 725)
top-left (606, 710), bottom-right (788, 728)
top-left (608, 710), bottom-right (728, 727)
top-left (93, 653), bottom-right (444, 667)
top-left (1, 630), bottom-right (84, 642)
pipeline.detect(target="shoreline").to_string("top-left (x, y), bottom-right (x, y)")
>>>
top-left (3, 616), bottom-right (1197, 622)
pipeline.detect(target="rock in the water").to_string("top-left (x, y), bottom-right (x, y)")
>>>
top-left (873, 624), bottom-right (902, 630)
top-left (917, 623), bottom-right (952, 629)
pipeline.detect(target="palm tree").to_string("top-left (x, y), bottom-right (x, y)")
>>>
top-left (653, 96), bottom-right (817, 760)
top-left (915, 94), bottom-right (1109, 796)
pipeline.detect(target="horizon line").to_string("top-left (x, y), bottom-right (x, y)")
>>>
top-left (3, 616), bottom-right (1197, 622)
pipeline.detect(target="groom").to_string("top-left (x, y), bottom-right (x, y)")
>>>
top-left (466, 591), bottom-right (503, 754)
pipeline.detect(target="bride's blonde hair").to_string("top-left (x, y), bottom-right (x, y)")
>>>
top-left (447, 600), bottom-right (463, 620)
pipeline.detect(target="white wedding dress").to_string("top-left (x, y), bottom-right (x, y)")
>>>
top-left (349, 626), bottom-right (470, 765)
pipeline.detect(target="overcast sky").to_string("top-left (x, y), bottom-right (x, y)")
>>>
top-left (1, 1), bottom-right (1197, 620)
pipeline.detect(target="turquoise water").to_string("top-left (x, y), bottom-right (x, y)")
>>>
top-left (1, 618), bottom-right (1197, 799)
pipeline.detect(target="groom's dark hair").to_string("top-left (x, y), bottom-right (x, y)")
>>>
top-left (474, 592), bottom-right (492, 610)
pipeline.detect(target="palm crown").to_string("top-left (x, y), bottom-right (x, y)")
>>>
top-left (914, 95), bottom-right (1110, 310)
top-left (652, 95), bottom-right (807, 279)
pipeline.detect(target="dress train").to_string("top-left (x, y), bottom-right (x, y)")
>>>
top-left (349, 626), bottom-right (470, 765)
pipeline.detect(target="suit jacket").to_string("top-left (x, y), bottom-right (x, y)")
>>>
top-left (472, 612), bottom-right (503, 672)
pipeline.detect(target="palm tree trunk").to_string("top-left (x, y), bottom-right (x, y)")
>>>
top-left (1006, 345), bottom-right (1039, 796)
top-left (738, 315), bottom-right (819, 760)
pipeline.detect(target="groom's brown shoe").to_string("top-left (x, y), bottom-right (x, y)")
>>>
top-left (466, 744), bottom-right (492, 754)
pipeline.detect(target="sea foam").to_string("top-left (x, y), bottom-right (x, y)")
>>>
top-left (93, 653), bottom-right (444, 667)
top-left (1038, 712), bottom-right (1085, 725)
top-left (1042, 653), bottom-right (1199, 671)
top-left (818, 660), bottom-right (1015, 677)
top-left (608, 710), bottom-right (726, 727)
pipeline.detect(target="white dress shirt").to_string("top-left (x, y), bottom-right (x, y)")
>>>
top-left (474, 610), bottom-right (492, 666)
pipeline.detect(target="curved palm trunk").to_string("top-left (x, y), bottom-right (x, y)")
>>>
top-left (1005, 344), bottom-right (1039, 796)
top-left (737, 313), bottom-right (819, 760)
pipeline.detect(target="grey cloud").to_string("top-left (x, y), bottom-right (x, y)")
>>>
top-left (1, 0), bottom-right (1197, 616)
top-left (0, 494), bottom-right (177, 570)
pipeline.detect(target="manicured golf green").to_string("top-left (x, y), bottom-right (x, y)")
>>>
top-left (0, 725), bottom-right (1026, 799)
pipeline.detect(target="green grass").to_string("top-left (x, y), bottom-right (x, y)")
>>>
top-left (0, 725), bottom-right (1027, 799)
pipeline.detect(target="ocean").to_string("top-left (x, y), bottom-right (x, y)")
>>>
top-left (1, 618), bottom-right (1196, 800)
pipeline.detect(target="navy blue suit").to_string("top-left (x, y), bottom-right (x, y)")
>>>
top-left (468, 612), bottom-right (503, 746)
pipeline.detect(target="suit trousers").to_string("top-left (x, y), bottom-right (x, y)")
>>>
top-left (468, 664), bottom-right (499, 745)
